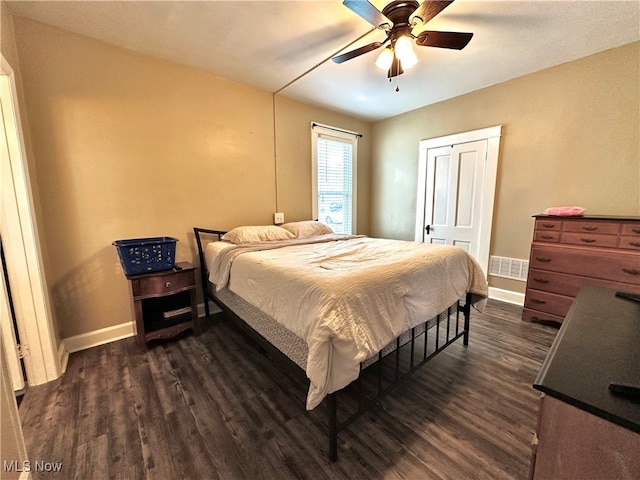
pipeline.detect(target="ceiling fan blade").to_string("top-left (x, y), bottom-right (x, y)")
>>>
top-left (343, 0), bottom-right (391, 29)
top-left (410, 0), bottom-right (454, 26)
top-left (416, 31), bottom-right (473, 50)
top-left (332, 41), bottom-right (383, 64)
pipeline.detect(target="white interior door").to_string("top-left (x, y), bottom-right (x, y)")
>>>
top-left (1, 248), bottom-right (25, 392)
top-left (415, 126), bottom-right (502, 275)
top-left (1, 55), bottom-right (62, 386)
top-left (418, 140), bottom-right (487, 255)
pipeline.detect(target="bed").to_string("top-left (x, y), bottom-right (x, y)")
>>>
top-left (193, 222), bottom-right (488, 460)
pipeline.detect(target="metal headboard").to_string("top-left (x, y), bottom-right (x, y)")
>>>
top-left (193, 227), bottom-right (226, 317)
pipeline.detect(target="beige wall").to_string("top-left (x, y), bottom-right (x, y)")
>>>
top-left (371, 42), bottom-right (640, 293)
top-left (10, 16), bottom-right (371, 339)
top-left (273, 95), bottom-right (371, 233)
top-left (7, 7), bottom-right (639, 340)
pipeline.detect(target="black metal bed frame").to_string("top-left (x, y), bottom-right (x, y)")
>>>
top-left (193, 227), bottom-right (472, 461)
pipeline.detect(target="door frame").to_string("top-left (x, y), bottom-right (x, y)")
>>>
top-left (1, 54), bottom-right (62, 386)
top-left (415, 125), bottom-right (502, 275)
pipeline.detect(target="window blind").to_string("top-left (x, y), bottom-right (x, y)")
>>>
top-left (316, 135), bottom-right (353, 234)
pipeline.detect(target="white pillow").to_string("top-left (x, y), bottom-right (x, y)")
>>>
top-left (280, 220), bottom-right (334, 238)
top-left (222, 225), bottom-right (295, 244)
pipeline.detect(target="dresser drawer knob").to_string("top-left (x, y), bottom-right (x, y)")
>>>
top-left (582, 226), bottom-right (598, 231)
top-left (165, 281), bottom-right (172, 288)
top-left (629, 242), bottom-right (640, 248)
top-left (541, 235), bottom-right (554, 240)
top-left (622, 268), bottom-right (640, 276)
top-left (580, 238), bottom-right (596, 243)
top-left (632, 228), bottom-right (640, 234)
top-left (535, 257), bottom-right (552, 263)
top-left (533, 278), bottom-right (549, 284)
top-left (542, 224), bottom-right (555, 228)
top-left (531, 299), bottom-right (546, 304)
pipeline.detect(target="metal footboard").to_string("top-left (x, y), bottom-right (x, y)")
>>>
top-left (326, 292), bottom-right (472, 461)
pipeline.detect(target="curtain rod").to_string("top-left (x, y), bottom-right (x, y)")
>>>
top-left (312, 122), bottom-right (363, 138)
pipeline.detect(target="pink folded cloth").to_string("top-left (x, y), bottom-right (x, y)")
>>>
top-left (543, 206), bottom-right (585, 216)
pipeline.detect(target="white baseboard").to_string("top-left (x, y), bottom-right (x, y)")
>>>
top-left (61, 301), bottom-right (219, 353)
top-left (488, 287), bottom-right (525, 306)
top-left (62, 321), bottom-right (135, 353)
top-left (57, 341), bottom-right (69, 374)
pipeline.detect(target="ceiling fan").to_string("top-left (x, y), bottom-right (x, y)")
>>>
top-left (332, 0), bottom-right (473, 79)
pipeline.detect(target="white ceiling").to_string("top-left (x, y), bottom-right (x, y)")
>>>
top-left (6, 0), bottom-right (640, 122)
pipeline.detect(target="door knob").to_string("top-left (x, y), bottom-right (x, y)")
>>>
top-left (425, 225), bottom-right (431, 234)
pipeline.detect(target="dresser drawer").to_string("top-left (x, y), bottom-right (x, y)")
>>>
top-left (560, 232), bottom-right (618, 248)
top-left (524, 290), bottom-right (574, 317)
top-left (530, 246), bottom-right (640, 285)
top-left (535, 219), bottom-right (562, 231)
top-left (621, 223), bottom-right (640, 236)
top-left (131, 269), bottom-right (195, 298)
top-left (522, 307), bottom-right (564, 324)
top-left (562, 220), bottom-right (620, 235)
top-left (534, 231), bottom-right (560, 243)
top-left (619, 236), bottom-right (640, 251)
top-left (526, 269), bottom-right (640, 297)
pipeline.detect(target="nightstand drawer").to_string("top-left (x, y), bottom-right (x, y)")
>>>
top-left (125, 262), bottom-right (198, 352)
top-left (131, 268), bottom-right (195, 298)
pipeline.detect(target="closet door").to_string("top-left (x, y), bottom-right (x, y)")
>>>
top-left (417, 140), bottom-right (487, 256)
top-left (415, 126), bottom-right (502, 275)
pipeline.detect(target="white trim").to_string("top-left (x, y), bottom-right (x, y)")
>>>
top-left (1, 344), bottom-right (31, 479)
top-left (1, 55), bottom-right (61, 385)
top-left (416, 125), bottom-right (502, 276)
top-left (419, 125), bottom-right (502, 148)
top-left (488, 287), bottom-right (525, 306)
top-left (311, 122), bottom-right (358, 234)
top-left (58, 341), bottom-right (69, 374)
top-left (62, 321), bottom-right (135, 354)
top-left (62, 302), bottom-right (217, 353)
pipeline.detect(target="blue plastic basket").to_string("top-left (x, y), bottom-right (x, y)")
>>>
top-left (113, 237), bottom-right (178, 275)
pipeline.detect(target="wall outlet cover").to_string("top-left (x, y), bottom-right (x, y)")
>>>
top-left (274, 212), bottom-right (285, 224)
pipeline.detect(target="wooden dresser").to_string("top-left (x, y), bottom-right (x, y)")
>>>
top-left (523, 215), bottom-right (640, 324)
top-left (530, 286), bottom-right (640, 479)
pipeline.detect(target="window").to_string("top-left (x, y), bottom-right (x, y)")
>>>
top-left (311, 124), bottom-right (358, 235)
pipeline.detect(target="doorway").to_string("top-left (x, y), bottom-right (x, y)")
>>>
top-left (415, 125), bottom-right (502, 275)
top-left (1, 54), bottom-right (62, 389)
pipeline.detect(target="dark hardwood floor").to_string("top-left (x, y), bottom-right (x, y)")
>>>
top-left (19, 300), bottom-right (557, 480)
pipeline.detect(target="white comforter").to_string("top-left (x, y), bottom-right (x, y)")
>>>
top-left (206, 234), bottom-right (488, 410)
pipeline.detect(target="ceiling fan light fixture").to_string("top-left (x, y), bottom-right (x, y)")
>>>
top-left (398, 47), bottom-right (418, 69)
top-left (375, 46), bottom-right (394, 71)
top-left (394, 34), bottom-right (414, 60)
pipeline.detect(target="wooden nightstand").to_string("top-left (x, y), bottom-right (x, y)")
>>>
top-left (126, 262), bottom-right (197, 351)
